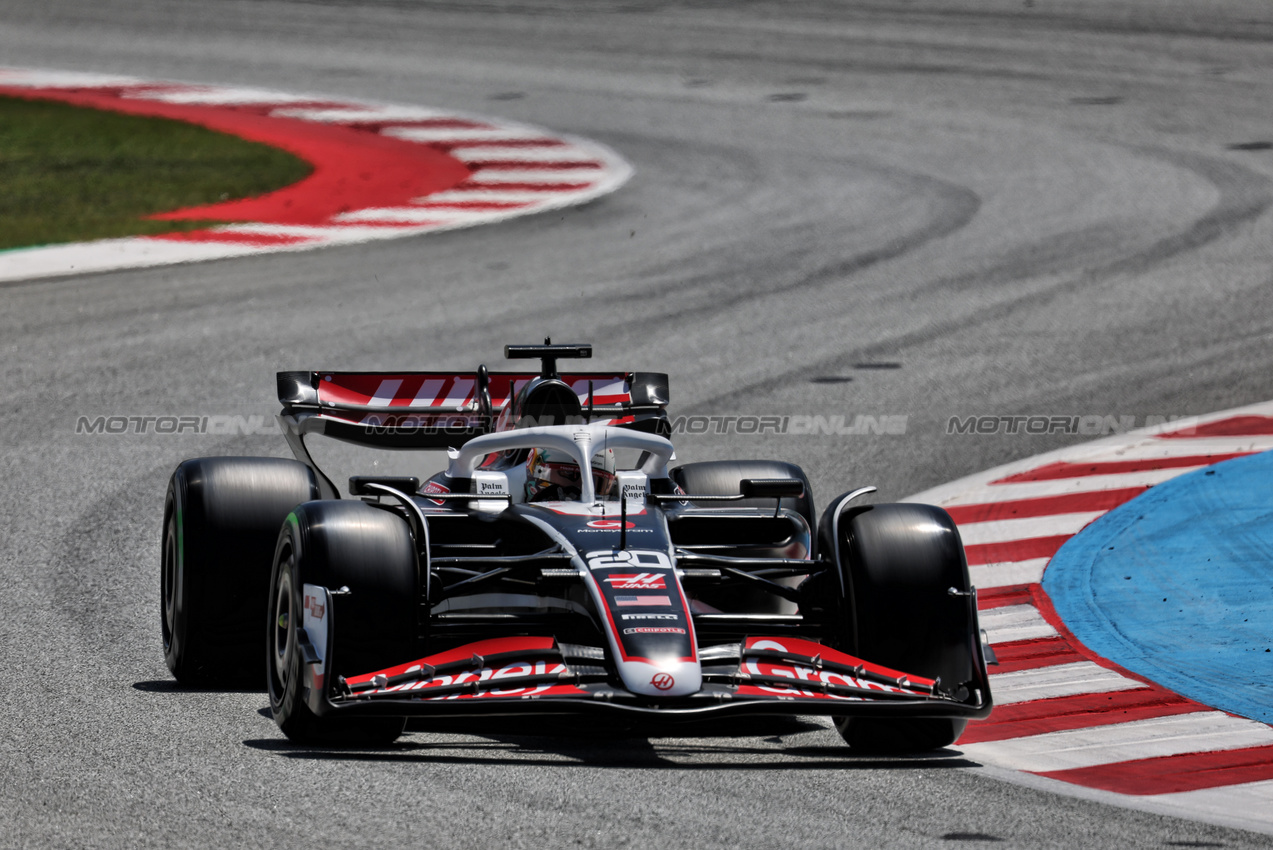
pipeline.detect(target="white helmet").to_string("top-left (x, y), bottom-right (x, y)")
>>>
top-left (525, 447), bottom-right (617, 502)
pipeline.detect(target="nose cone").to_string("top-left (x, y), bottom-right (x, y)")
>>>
top-left (579, 547), bottom-right (702, 699)
top-left (617, 658), bottom-right (702, 698)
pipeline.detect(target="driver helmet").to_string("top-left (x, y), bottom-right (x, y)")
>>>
top-left (525, 447), bottom-right (617, 502)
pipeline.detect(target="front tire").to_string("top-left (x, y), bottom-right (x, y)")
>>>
top-left (161, 457), bottom-right (318, 686)
top-left (267, 500), bottom-right (416, 745)
top-left (819, 501), bottom-right (980, 752)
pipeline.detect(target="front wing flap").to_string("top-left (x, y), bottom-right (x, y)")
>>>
top-left (319, 635), bottom-right (991, 721)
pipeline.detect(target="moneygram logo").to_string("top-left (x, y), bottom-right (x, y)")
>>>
top-left (587, 519), bottom-right (636, 529)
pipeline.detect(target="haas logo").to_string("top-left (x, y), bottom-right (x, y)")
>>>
top-left (650, 672), bottom-right (675, 691)
top-left (303, 594), bottom-right (325, 620)
top-left (586, 519), bottom-right (636, 529)
top-left (604, 573), bottom-right (666, 590)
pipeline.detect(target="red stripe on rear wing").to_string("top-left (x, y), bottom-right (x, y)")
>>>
top-left (313, 372), bottom-right (632, 411)
top-left (276, 370), bottom-right (670, 451)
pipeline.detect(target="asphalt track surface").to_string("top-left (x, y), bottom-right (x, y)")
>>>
top-left (2, 1), bottom-right (1273, 847)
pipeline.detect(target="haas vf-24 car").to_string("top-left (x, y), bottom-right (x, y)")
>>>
top-left (160, 343), bottom-right (992, 750)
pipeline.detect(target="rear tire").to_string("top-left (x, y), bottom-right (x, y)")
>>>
top-left (671, 460), bottom-right (815, 613)
top-left (267, 500), bottom-right (416, 745)
top-left (161, 457), bottom-right (319, 687)
top-left (670, 460), bottom-right (815, 536)
top-left (819, 501), bottom-right (978, 752)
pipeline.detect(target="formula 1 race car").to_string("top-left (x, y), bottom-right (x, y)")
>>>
top-left (161, 343), bottom-right (992, 751)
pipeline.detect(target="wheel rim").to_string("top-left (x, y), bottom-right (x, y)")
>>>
top-left (161, 511), bottom-right (177, 649)
top-left (272, 563), bottom-right (295, 691)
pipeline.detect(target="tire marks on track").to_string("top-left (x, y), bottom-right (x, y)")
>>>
top-left (1099, 148), bottom-right (1273, 279)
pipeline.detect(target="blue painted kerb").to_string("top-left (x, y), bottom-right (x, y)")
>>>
top-left (1043, 450), bottom-right (1273, 723)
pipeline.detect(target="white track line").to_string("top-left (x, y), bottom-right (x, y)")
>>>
top-left (989, 662), bottom-right (1147, 705)
top-left (0, 69), bottom-right (141, 87)
top-left (218, 223), bottom-right (422, 241)
top-left (125, 87), bottom-right (310, 105)
top-left (956, 512), bottom-right (1105, 546)
top-left (270, 105), bottom-right (454, 122)
top-left (933, 469), bottom-right (1202, 507)
top-left (1072, 436), bottom-right (1273, 460)
top-left (412, 188), bottom-right (568, 204)
top-left (333, 208), bottom-right (514, 225)
top-left (0, 238), bottom-right (261, 276)
top-left (462, 168), bottom-right (606, 183)
top-left (909, 400), bottom-right (1273, 508)
top-left (448, 146), bottom-right (598, 163)
top-left (385, 127), bottom-right (554, 143)
top-left (970, 558), bottom-right (1051, 588)
top-left (962, 712), bottom-right (1273, 774)
top-left (979, 604), bottom-right (1058, 644)
top-left (1155, 781), bottom-right (1273, 822)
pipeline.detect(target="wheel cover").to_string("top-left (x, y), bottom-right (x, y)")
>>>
top-left (161, 513), bottom-right (178, 650)
top-left (272, 563), bottom-right (295, 693)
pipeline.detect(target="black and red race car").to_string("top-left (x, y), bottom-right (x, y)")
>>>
top-left (161, 343), bottom-right (992, 750)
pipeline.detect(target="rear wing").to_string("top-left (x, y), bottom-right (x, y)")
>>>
top-left (276, 369), bottom-right (671, 450)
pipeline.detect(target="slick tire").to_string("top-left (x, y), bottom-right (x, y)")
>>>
top-left (819, 501), bottom-right (978, 752)
top-left (267, 500), bottom-right (416, 745)
top-left (161, 457), bottom-right (319, 687)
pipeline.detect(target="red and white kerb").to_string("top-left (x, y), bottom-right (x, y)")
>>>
top-left (0, 67), bottom-right (632, 283)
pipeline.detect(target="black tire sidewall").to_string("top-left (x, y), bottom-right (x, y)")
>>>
top-left (823, 501), bottom-right (977, 752)
top-left (836, 502), bottom-right (975, 686)
top-left (161, 478), bottom-right (189, 677)
top-left (267, 520), bottom-right (315, 735)
top-left (266, 500), bottom-right (415, 744)
top-left (161, 457), bottom-right (318, 687)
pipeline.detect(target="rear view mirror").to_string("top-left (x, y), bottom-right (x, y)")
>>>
top-left (740, 478), bottom-right (804, 499)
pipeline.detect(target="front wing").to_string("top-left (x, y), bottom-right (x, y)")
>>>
top-left (309, 635), bottom-right (992, 721)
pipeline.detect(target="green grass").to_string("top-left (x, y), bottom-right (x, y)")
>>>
top-left (0, 95), bottom-right (312, 251)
